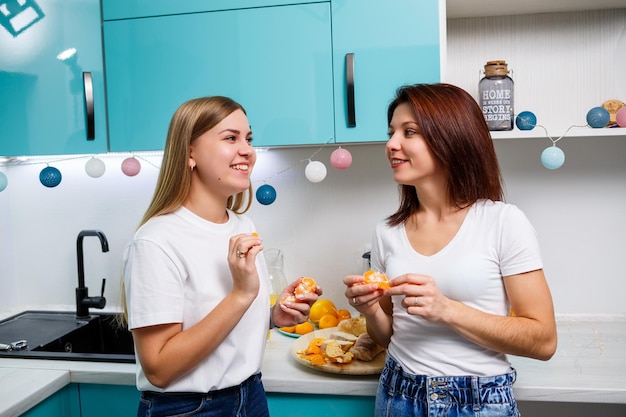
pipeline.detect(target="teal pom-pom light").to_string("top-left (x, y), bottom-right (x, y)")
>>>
top-left (586, 106), bottom-right (610, 128)
top-left (515, 111), bottom-right (537, 130)
top-left (256, 184), bottom-right (277, 205)
top-left (0, 171), bottom-right (7, 192)
top-left (40, 166), bottom-right (62, 187)
top-left (541, 146), bottom-right (565, 170)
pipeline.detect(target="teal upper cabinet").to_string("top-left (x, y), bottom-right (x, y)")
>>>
top-left (103, 2), bottom-right (335, 151)
top-left (0, 0), bottom-right (107, 156)
top-left (331, 0), bottom-right (442, 143)
top-left (103, 0), bottom-right (441, 150)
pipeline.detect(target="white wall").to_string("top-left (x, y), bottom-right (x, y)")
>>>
top-left (0, 136), bottom-right (625, 316)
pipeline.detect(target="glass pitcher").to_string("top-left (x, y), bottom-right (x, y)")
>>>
top-left (264, 248), bottom-right (288, 306)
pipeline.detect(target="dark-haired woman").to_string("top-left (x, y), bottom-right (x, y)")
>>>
top-left (344, 84), bottom-right (556, 417)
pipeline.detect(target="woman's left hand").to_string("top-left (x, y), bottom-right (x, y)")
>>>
top-left (386, 273), bottom-right (450, 322)
top-left (271, 278), bottom-right (322, 327)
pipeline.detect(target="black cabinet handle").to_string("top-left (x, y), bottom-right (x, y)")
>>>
top-left (346, 53), bottom-right (356, 127)
top-left (83, 72), bottom-right (95, 140)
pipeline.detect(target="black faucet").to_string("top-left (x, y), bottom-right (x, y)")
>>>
top-left (76, 230), bottom-right (109, 319)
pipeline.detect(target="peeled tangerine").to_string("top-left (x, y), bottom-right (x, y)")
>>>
top-left (281, 277), bottom-right (317, 305)
top-left (363, 270), bottom-right (390, 290)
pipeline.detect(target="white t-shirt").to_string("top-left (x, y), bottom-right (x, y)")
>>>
top-left (371, 200), bottom-right (543, 377)
top-left (122, 207), bottom-right (270, 392)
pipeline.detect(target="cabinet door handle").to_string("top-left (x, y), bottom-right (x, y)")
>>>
top-left (83, 72), bottom-right (95, 140)
top-left (346, 53), bottom-right (356, 127)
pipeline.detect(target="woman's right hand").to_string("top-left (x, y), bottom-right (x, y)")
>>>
top-left (227, 233), bottom-right (264, 299)
top-left (343, 274), bottom-right (385, 315)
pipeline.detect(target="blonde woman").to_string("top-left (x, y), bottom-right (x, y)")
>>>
top-left (123, 96), bottom-right (320, 417)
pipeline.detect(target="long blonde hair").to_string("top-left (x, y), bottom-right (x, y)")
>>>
top-left (120, 97), bottom-right (253, 325)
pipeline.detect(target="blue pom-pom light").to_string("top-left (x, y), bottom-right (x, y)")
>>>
top-left (541, 146), bottom-right (565, 170)
top-left (256, 184), bottom-right (277, 205)
top-left (40, 166), bottom-right (62, 187)
top-left (515, 111), bottom-right (537, 130)
top-left (0, 171), bottom-right (7, 192)
top-left (586, 106), bottom-right (610, 128)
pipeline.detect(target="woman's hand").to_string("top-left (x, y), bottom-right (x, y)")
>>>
top-left (271, 277), bottom-right (322, 327)
top-left (385, 273), bottom-right (450, 322)
top-left (227, 233), bottom-right (264, 300)
top-left (343, 274), bottom-right (386, 315)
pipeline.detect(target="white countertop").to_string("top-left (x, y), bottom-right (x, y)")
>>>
top-left (0, 316), bottom-right (624, 416)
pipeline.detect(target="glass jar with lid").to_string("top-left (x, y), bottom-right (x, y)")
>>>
top-left (479, 60), bottom-right (514, 131)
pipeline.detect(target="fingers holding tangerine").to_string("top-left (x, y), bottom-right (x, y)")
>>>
top-left (363, 270), bottom-right (390, 290)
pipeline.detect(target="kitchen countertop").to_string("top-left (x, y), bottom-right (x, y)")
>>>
top-left (0, 315), bottom-right (624, 416)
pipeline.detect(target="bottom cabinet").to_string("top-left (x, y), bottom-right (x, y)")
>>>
top-left (22, 385), bottom-right (80, 417)
top-left (77, 384), bottom-right (140, 417)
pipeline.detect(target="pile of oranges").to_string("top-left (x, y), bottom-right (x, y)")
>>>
top-left (279, 299), bottom-right (352, 335)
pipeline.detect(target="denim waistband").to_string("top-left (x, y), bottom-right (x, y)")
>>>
top-left (381, 356), bottom-right (517, 408)
top-left (142, 372), bottom-right (263, 398)
top-left (384, 356), bottom-right (516, 389)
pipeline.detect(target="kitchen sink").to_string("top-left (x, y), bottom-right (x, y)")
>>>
top-left (0, 310), bottom-right (135, 363)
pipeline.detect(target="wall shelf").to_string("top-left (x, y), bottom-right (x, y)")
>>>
top-left (447, 0), bottom-right (625, 19)
top-left (490, 127), bottom-right (626, 141)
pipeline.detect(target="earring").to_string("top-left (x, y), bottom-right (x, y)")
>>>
top-left (190, 164), bottom-right (195, 172)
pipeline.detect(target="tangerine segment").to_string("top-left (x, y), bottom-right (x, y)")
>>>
top-left (295, 277), bottom-right (317, 296)
top-left (295, 321), bottom-right (315, 335)
top-left (363, 270), bottom-right (390, 290)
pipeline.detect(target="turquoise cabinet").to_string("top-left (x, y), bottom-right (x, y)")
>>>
top-left (331, 0), bottom-right (441, 143)
top-left (103, 2), bottom-right (334, 151)
top-left (78, 384), bottom-right (140, 417)
top-left (0, 0), bottom-right (108, 156)
top-left (21, 385), bottom-right (80, 417)
top-left (103, 0), bottom-right (441, 150)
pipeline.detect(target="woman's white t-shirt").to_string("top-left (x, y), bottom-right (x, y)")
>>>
top-left (371, 200), bottom-right (543, 377)
top-left (123, 207), bottom-right (270, 392)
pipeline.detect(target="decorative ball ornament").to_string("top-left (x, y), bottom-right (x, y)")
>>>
top-left (541, 146), bottom-right (565, 170)
top-left (0, 171), bottom-right (7, 192)
top-left (330, 148), bottom-right (353, 170)
top-left (586, 106), bottom-right (610, 128)
top-left (305, 160), bottom-right (327, 183)
top-left (85, 157), bottom-right (106, 178)
top-left (256, 184), bottom-right (277, 205)
top-left (515, 111), bottom-right (537, 130)
top-left (121, 157), bottom-right (141, 176)
top-left (40, 166), bottom-right (62, 187)
top-left (616, 107), bottom-right (626, 127)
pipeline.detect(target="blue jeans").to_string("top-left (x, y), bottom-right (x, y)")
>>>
top-left (137, 373), bottom-right (270, 417)
top-left (376, 356), bottom-right (521, 417)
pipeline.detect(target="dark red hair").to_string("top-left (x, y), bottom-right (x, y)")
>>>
top-left (386, 83), bottom-right (504, 226)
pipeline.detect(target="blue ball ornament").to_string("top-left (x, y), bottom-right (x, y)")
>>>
top-left (256, 184), bottom-right (277, 205)
top-left (586, 106), bottom-right (610, 128)
top-left (0, 171), bottom-right (7, 192)
top-left (541, 146), bottom-right (565, 170)
top-left (40, 166), bottom-right (62, 187)
top-left (515, 111), bottom-right (537, 130)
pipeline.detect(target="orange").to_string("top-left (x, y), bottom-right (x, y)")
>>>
top-left (336, 309), bottom-right (351, 322)
top-left (318, 314), bottom-right (339, 329)
top-left (309, 299), bottom-right (337, 323)
top-left (295, 277), bottom-right (317, 295)
top-left (295, 321), bottom-right (315, 335)
top-left (279, 325), bottom-right (296, 333)
top-left (364, 270), bottom-right (390, 290)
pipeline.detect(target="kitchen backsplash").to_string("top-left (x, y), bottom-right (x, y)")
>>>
top-left (0, 139), bottom-right (625, 316)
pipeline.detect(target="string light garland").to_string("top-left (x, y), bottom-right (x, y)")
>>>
top-left (514, 106), bottom-right (622, 170)
top-left (2, 104), bottom-right (619, 193)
